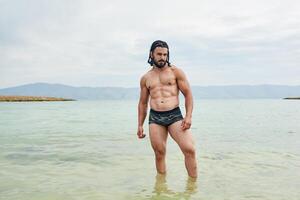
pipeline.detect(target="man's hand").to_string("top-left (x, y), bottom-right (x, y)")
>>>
top-left (181, 116), bottom-right (192, 130)
top-left (137, 126), bottom-right (146, 139)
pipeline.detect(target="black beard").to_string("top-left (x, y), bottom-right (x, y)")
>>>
top-left (153, 60), bottom-right (167, 68)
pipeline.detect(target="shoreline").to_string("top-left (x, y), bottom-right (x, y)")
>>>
top-left (283, 97), bottom-right (300, 100)
top-left (0, 95), bottom-right (75, 102)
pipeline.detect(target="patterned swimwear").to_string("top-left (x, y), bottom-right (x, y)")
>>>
top-left (149, 107), bottom-right (184, 127)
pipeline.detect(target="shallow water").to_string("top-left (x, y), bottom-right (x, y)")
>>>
top-left (0, 99), bottom-right (299, 200)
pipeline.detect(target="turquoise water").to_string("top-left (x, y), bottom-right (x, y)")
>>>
top-left (0, 99), bottom-right (299, 200)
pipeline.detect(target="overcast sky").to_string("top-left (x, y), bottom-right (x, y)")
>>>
top-left (1, 0), bottom-right (300, 88)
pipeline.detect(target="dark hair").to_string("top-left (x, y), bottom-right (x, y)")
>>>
top-left (147, 40), bottom-right (171, 66)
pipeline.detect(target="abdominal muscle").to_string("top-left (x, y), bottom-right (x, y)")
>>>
top-left (149, 86), bottom-right (180, 111)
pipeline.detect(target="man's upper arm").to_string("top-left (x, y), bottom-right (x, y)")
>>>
top-left (175, 68), bottom-right (192, 96)
top-left (139, 75), bottom-right (149, 104)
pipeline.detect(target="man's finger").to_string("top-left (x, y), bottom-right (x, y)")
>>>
top-left (183, 124), bottom-right (188, 130)
top-left (181, 122), bottom-right (186, 130)
top-left (183, 123), bottom-right (191, 130)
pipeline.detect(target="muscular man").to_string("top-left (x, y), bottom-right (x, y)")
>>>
top-left (137, 40), bottom-right (197, 178)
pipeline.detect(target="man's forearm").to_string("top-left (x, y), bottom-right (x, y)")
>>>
top-left (138, 102), bottom-right (148, 126)
top-left (185, 92), bottom-right (193, 118)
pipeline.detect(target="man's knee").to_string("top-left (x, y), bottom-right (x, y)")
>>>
top-left (182, 145), bottom-right (196, 158)
top-left (154, 147), bottom-right (166, 160)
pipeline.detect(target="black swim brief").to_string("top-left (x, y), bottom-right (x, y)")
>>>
top-left (149, 107), bottom-right (184, 127)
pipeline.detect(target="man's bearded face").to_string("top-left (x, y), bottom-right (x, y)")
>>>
top-left (152, 47), bottom-right (168, 68)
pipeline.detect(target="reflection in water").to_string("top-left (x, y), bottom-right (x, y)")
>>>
top-left (150, 173), bottom-right (197, 200)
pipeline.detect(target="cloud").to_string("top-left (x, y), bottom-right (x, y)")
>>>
top-left (0, 0), bottom-right (300, 88)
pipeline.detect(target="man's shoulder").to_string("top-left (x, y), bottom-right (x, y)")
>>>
top-left (169, 65), bottom-right (184, 75)
top-left (141, 68), bottom-right (154, 78)
top-left (140, 68), bottom-right (154, 83)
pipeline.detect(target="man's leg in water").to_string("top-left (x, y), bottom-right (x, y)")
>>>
top-left (168, 120), bottom-right (198, 178)
top-left (149, 123), bottom-right (168, 174)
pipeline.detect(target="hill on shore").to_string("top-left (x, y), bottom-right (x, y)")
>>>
top-left (0, 95), bottom-right (75, 102)
top-left (0, 82), bottom-right (299, 100)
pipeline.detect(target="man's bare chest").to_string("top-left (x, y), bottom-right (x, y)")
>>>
top-left (146, 72), bottom-right (177, 89)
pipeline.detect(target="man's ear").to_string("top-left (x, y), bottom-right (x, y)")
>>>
top-left (150, 52), bottom-right (153, 59)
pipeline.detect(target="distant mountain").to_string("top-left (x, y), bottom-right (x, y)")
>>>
top-left (0, 82), bottom-right (299, 100)
top-left (0, 83), bottom-right (138, 100)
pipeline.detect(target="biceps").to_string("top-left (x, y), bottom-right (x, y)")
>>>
top-left (178, 79), bottom-right (191, 96)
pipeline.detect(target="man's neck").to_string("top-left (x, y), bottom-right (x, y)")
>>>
top-left (153, 64), bottom-right (168, 71)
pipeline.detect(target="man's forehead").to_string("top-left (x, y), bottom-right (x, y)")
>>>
top-left (153, 47), bottom-right (168, 53)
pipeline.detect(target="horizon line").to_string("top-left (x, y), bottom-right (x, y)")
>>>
top-left (1, 82), bottom-right (300, 90)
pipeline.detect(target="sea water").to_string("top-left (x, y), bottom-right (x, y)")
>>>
top-left (0, 99), bottom-right (299, 200)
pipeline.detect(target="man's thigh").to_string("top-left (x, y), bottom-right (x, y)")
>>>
top-left (167, 120), bottom-right (195, 151)
top-left (149, 123), bottom-right (168, 150)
